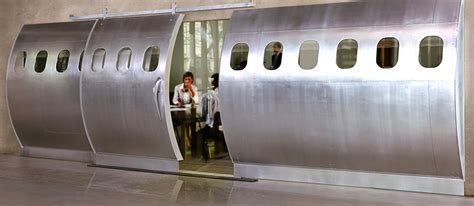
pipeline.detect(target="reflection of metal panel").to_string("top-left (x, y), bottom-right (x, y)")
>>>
top-left (6, 21), bottom-right (95, 162)
top-left (81, 15), bottom-right (183, 172)
top-left (220, 0), bottom-right (463, 195)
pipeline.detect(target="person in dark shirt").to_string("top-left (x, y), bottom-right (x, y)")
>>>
top-left (271, 42), bottom-right (283, 70)
top-left (233, 60), bottom-right (247, 70)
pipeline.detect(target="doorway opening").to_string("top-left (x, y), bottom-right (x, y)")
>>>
top-left (170, 20), bottom-right (232, 175)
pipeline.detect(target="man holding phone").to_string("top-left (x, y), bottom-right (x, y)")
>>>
top-left (173, 72), bottom-right (199, 107)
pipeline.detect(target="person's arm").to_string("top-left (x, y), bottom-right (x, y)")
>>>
top-left (191, 85), bottom-right (200, 104)
top-left (172, 85), bottom-right (180, 105)
top-left (213, 90), bottom-right (220, 113)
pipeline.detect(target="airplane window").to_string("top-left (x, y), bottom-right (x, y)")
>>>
top-left (230, 43), bottom-right (249, 70)
top-left (299, 40), bottom-right (319, 70)
top-left (15, 51), bottom-right (27, 72)
top-left (34, 50), bottom-right (48, 73)
top-left (117, 48), bottom-right (132, 72)
top-left (78, 50), bottom-right (84, 71)
top-left (377, 38), bottom-right (399, 69)
top-left (419, 36), bottom-right (443, 68)
top-left (336, 39), bottom-right (358, 69)
top-left (92, 48), bottom-right (106, 72)
top-left (143, 46), bottom-right (160, 72)
top-left (263, 42), bottom-right (283, 70)
top-left (56, 50), bottom-right (70, 72)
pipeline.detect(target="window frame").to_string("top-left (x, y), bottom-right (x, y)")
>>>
top-left (230, 43), bottom-right (249, 71)
top-left (56, 50), bottom-right (70, 73)
top-left (91, 48), bottom-right (106, 72)
top-left (419, 36), bottom-right (444, 68)
top-left (116, 47), bottom-right (132, 72)
top-left (336, 39), bottom-right (358, 69)
top-left (298, 40), bottom-right (320, 70)
top-left (14, 51), bottom-right (27, 72)
top-left (376, 37), bottom-right (400, 69)
top-left (142, 46), bottom-right (160, 72)
top-left (263, 41), bottom-right (284, 70)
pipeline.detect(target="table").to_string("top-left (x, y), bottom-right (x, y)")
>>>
top-left (170, 105), bottom-right (204, 158)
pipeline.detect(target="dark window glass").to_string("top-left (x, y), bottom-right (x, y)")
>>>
top-left (56, 50), bottom-right (70, 72)
top-left (377, 38), bottom-right (399, 69)
top-left (35, 50), bottom-right (48, 73)
top-left (263, 42), bottom-right (283, 70)
top-left (419, 36), bottom-right (443, 68)
top-left (336, 39), bottom-right (358, 69)
top-left (78, 50), bottom-right (84, 71)
top-left (230, 43), bottom-right (249, 70)
top-left (143, 46), bottom-right (160, 72)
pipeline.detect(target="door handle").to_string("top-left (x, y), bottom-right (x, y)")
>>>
top-left (153, 77), bottom-right (163, 121)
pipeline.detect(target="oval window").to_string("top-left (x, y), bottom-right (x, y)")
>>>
top-left (263, 42), bottom-right (283, 70)
top-left (230, 43), bottom-right (249, 70)
top-left (117, 48), bottom-right (132, 72)
top-left (299, 40), bottom-right (319, 70)
top-left (377, 38), bottom-right (399, 69)
top-left (14, 51), bottom-right (27, 72)
top-left (92, 48), bottom-right (106, 72)
top-left (56, 50), bottom-right (70, 72)
top-left (78, 50), bottom-right (84, 71)
top-left (143, 46), bottom-right (160, 72)
top-left (419, 36), bottom-right (443, 68)
top-left (336, 39), bottom-right (358, 69)
top-left (35, 50), bottom-right (48, 73)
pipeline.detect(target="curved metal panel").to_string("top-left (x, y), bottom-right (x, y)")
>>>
top-left (220, 0), bottom-right (463, 181)
top-left (80, 15), bottom-right (184, 171)
top-left (6, 21), bottom-right (95, 160)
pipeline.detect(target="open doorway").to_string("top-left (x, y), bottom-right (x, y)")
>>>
top-left (170, 20), bottom-right (232, 175)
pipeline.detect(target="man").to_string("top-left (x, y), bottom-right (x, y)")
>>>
top-left (172, 72), bottom-right (200, 153)
top-left (201, 73), bottom-right (220, 128)
top-left (200, 73), bottom-right (224, 161)
top-left (271, 42), bottom-right (283, 70)
top-left (173, 72), bottom-right (199, 107)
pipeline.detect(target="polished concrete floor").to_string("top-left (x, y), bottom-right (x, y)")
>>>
top-left (180, 155), bottom-right (233, 175)
top-left (0, 155), bottom-right (473, 206)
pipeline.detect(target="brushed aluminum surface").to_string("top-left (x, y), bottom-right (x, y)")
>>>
top-left (22, 146), bottom-right (94, 162)
top-left (220, 0), bottom-right (463, 181)
top-left (6, 21), bottom-right (95, 156)
top-left (80, 15), bottom-right (184, 166)
top-left (234, 163), bottom-right (464, 196)
top-left (94, 153), bottom-right (179, 172)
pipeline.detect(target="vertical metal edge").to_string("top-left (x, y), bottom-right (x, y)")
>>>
top-left (5, 25), bottom-right (25, 149)
top-left (79, 19), bottom-right (99, 154)
top-left (456, 0), bottom-right (465, 180)
top-left (164, 14), bottom-right (185, 161)
top-left (219, 16), bottom-right (236, 165)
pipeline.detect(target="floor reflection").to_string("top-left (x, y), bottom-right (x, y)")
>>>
top-left (0, 155), bottom-right (472, 206)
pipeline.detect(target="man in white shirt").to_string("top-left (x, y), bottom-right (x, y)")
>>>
top-left (172, 72), bottom-right (199, 107)
top-left (201, 73), bottom-right (220, 127)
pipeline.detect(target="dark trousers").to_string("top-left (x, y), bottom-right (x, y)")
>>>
top-left (201, 112), bottom-right (226, 160)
